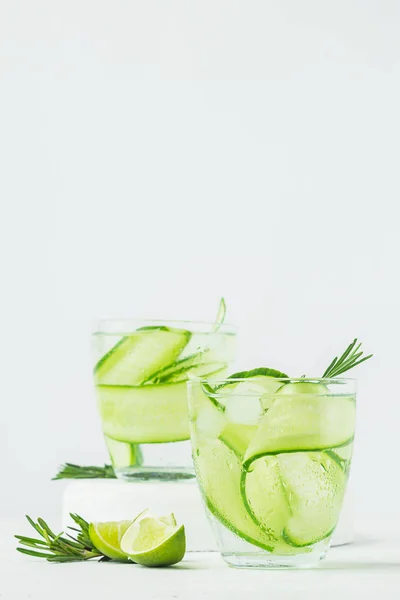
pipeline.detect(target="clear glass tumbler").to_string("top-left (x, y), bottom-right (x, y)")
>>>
top-left (188, 377), bottom-right (356, 568)
top-left (92, 319), bottom-right (236, 481)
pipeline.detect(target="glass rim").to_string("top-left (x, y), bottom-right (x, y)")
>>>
top-left (193, 377), bottom-right (356, 396)
top-left (92, 318), bottom-right (236, 335)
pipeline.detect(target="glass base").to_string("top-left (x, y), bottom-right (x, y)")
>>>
top-left (108, 439), bottom-right (195, 482)
top-left (222, 548), bottom-right (327, 569)
top-left (207, 509), bottom-right (330, 569)
top-left (114, 466), bottom-right (195, 482)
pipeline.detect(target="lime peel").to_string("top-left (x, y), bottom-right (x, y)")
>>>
top-left (121, 512), bottom-right (186, 567)
top-left (88, 520), bottom-right (132, 561)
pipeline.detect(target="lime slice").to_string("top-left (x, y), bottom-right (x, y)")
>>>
top-left (120, 514), bottom-right (186, 567)
top-left (89, 520), bottom-right (132, 561)
top-left (159, 513), bottom-right (177, 527)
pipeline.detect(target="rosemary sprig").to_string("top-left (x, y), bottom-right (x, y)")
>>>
top-left (15, 514), bottom-right (108, 562)
top-left (322, 338), bottom-right (373, 378)
top-left (53, 463), bottom-right (116, 480)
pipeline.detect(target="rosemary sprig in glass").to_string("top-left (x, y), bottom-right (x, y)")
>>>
top-left (322, 338), bottom-right (372, 378)
top-left (15, 514), bottom-right (108, 562)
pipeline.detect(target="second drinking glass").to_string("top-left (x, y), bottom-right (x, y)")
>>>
top-left (92, 319), bottom-right (236, 481)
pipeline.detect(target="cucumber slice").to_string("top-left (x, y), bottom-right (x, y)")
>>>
top-left (227, 367), bottom-right (289, 380)
top-left (193, 437), bottom-right (276, 551)
top-left (143, 350), bottom-right (207, 384)
top-left (188, 377), bottom-right (227, 438)
top-left (166, 362), bottom-right (227, 383)
top-left (203, 375), bottom-right (283, 457)
top-left (94, 327), bottom-right (191, 386)
top-left (213, 375), bottom-right (287, 455)
top-left (242, 452), bottom-right (346, 549)
top-left (275, 382), bottom-right (329, 395)
top-left (97, 381), bottom-right (190, 443)
top-left (219, 423), bottom-right (257, 458)
top-left (243, 394), bottom-right (356, 468)
top-left (332, 443), bottom-right (354, 462)
top-left (240, 456), bottom-right (296, 554)
top-left (147, 350), bottom-right (227, 384)
top-left (325, 442), bottom-right (354, 473)
top-left (278, 452), bottom-right (347, 547)
top-left (104, 435), bottom-right (143, 469)
top-left (192, 381), bottom-right (256, 459)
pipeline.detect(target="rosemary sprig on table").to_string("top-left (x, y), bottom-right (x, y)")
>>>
top-left (53, 463), bottom-right (116, 480)
top-left (322, 338), bottom-right (372, 378)
top-left (15, 514), bottom-right (107, 562)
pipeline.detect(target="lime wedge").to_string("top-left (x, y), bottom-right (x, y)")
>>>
top-left (120, 513), bottom-right (186, 567)
top-left (89, 520), bottom-right (132, 561)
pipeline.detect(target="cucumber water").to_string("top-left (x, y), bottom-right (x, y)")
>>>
top-left (93, 320), bottom-right (235, 480)
top-left (188, 375), bottom-right (356, 563)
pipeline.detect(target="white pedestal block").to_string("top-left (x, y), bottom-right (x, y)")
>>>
top-left (62, 479), bottom-right (354, 551)
top-left (62, 480), bottom-right (216, 551)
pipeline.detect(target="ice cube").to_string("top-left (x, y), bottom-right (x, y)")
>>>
top-left (225, 395), bottom-right (262, 425)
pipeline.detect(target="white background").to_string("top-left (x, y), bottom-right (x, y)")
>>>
top-left (1, 1), bottom-right (399, 522)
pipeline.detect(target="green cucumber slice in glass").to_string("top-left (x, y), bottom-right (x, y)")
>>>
top-left (219, 423), bottom-right (257, 458)
top-left (242, 452), bottom-right (346, 549)
top-left (104, 435), bottom-right (143, 469)
top-left (143, 350), bottom-right (207, 384)
top-left (146, 348), bottom-right (227, 384)
top-left (211, 374), bottom-right (291, 455)
top-left (240, 456), bottom-right (297, 555)
top-left (193, 437), bottom-right (276, 551)
top-left (97, 382), bottom-right (190, 443)
top-left (165, 362), bottom-right (227, 383)
top-left (325, 442), bottom-right (354, 473)
top-left (278, 452), bottom-right (347, 547)
top-left (94, 327), bottom-right (191, 386)
top-left (244, 392), bottom-right (355, 467)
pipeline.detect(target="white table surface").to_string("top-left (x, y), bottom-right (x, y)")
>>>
top-left (3, 517), bottom-right (400, 600)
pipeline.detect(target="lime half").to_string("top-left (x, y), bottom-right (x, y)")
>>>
top-left (120, 512), bottom-right (186, 567)
top-left (89, 520), bottom-right (132, 561)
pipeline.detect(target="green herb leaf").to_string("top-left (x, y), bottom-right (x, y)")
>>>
top-left (15, 514), bottom-right (103, 563)
top-left (53, 463), bottom-right (116, 480)
top-left (322, 339), bottom-right (373, 378)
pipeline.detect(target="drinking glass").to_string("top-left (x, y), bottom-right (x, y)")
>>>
top-left (93, 319), bottom-right (236, 481)
top-left (188, 377), bottom-right (356, 568)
